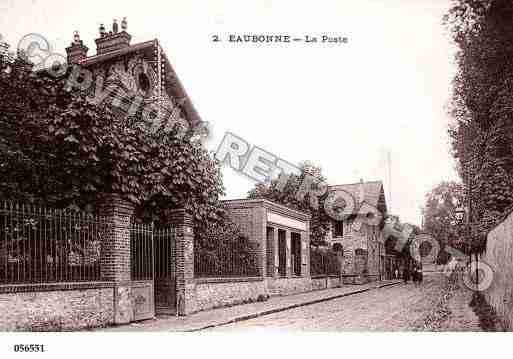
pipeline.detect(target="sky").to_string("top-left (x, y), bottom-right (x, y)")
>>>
top-left (0, 0), bottom-right (460, 225)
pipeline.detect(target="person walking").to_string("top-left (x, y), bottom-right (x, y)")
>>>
top-left (403, 265), bottom-right (410, 284)
top-left (412, 265), bottom-right (418, 287)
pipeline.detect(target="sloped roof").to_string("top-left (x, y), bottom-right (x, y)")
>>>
top-left (78, 39), bottom-right (201, 127)
top-left (329, 180), bottom-right (387, 212)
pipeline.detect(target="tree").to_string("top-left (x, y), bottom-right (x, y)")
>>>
top-left (0, 46), bottom-right (224, 225)
top-left (247, 161), bottom-right (331, 245)
top-left (445, 0), bottom-right (513, 252)
top-left (0, 44), bottom-right (256, 274)
top-left (421, 181), bottom-right (466, 263)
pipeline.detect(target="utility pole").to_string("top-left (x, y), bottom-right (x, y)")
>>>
top-left (388, 151), bottom-right (392, 213)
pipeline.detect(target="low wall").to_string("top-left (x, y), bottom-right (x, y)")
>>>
top-left (311, 276), bottom-right (343, 290)
top-left (484, 211), bottom-right (513, 329)
top-left (266, 277), bottom-right (312, 296)
top-left (193, 277), bottom-right (267, 312)
top-left (0, 282), bottom-right (115, 331)
top-left (193, 276), bottom-right (318, 311)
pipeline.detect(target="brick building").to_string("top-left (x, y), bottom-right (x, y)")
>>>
top-left (65, 18), bottom-right (201, 131)
top-left (325, 180), bottom-right (393, 283)
top-left (223, 199), bottom-right (313, 295)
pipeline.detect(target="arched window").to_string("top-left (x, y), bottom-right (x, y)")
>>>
top-left (333, 243), bottom-right (343, 254)
top-left (333, 220), bottom-right (343, 237)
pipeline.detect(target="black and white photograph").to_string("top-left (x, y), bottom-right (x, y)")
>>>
top-left (0, 0), bottom-right (512, 356)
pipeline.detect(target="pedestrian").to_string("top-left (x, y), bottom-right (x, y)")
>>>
top-left (412, 265), bottom-right (418, 286)
top-left (403, 266), bottom-right (410, 284)
top-left (418, 266), bottom-right (423, 285)
top-left (394, 268), bottom-right (399, 279)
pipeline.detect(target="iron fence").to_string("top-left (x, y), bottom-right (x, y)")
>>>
top-left (310, 246), bottom-right (340, 276)
top-left (130, 223), bottom-right (175, 281)
top-left (154, 226), bottom-right (175, 280)
top-left (194, 243), bottom-right (260, 278)
top-left (0, 201), bottom-right (108, 285)
top-left (130, 221), bottom-right (154, 281)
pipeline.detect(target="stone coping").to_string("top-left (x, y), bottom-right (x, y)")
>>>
top-left (194, 276), bottom-right (264, 284)
top-left (0, 281), bottom-right (115, 294)
top-left (222, 198), bottom-right (311, 221)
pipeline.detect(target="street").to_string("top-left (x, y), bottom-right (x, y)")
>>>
top-left (207, 273), bottom-right (479, 331)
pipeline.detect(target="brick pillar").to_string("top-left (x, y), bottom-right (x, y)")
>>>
top-left (170, 209), bottom-right (195, 316)
top-left (286, 230), bottom-right (292, 278)
top-left (97, 193), bottom-right (134, 324)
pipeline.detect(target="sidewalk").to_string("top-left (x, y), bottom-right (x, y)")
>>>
top-left (99, 280), bottom-right (401, 332)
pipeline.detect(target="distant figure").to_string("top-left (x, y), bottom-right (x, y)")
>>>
top-left (394, 268), bottom-right (399, 279)
top-left (403, 266), bottom-right (410, 284)
top-left (418, 266), bottom-right (423, 285)
top-left (411, 265), bottom-right (417, 286)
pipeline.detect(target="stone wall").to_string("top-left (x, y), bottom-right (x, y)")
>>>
top-left (266, 277), bottom-right (312, 296)
top-left (484, 210), bottom-right (513, 329)
top-left (193, 278), bottom-right (266, 312)
top-left (0, 283), bottom-right (115, 331)
top-left (192, 276), bottom-right (322, 312)
top-left (311, 276), bottom-right (343, 290)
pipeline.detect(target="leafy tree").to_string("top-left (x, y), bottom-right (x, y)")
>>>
top-left (0, 46), bottom-right (224, 225)
top-left (421, 181), bottom-right (466, 263)
top-left (0, 45), bottom-right (256, 270)
top-left (247, 161), bottom-right (331, 246)
top-left (445, 0), bottom-right (513, 252)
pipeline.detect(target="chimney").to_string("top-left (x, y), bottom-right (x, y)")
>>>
top-left (65, 31), bottom-right (89, 64)
top-left (95, 17), bottom-right (131, 55)
top-left (359, 178), bottom-right (365, 203)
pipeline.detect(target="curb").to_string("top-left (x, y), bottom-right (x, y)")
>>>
top-left (186, 281), bottom-right (401, 331)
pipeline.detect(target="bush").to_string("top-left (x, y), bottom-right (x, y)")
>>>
top-left (194, 217), bottom-right (259, 277)
top-left (310, 247), bottom-right (339, 276)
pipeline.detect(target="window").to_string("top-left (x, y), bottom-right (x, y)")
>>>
top-left (333, 220), bottom-right (343, 237)
top-left (355, 248), bottom-right (368, 256)
top-left (278, 229), bottom-right (286, 277)
top-left (333, 243), bottom-right (343, 254)
top-left (266, 227), bottom-right (275, 277)
top-left (291, 232), bottom-right (302, 276)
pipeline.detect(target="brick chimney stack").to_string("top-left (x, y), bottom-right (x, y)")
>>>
top-left (95, 17), bottom-right (131, 55)
top-left (65, 31), bottom-right (89, 64)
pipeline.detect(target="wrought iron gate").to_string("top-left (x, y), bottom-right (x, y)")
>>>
top-left (130, 222), bottom-right (176, 315)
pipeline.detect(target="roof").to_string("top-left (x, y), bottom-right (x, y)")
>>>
top-left (78, 39), bottom-right (201, 127)
top-left (329, 180), bottom-right (387, 212)
top-left (222, 198), bottom-right (311, 221)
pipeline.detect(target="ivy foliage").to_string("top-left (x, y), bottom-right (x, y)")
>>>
top-left (0, 48), bottom-right (224, 226)
top-left (445, 0), bottom-right (513, 252)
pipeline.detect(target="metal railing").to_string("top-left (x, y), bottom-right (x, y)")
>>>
top-left (194, 243), bottom-right (260, 278)
top-left (310, 246), bottom-right (340, 276)
top-left (0, 201), bottom-right (108, 285)
top-left (130, 223), bottom-right (176, 281)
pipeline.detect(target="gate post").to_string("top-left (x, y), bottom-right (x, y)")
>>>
top-left (97, 193), bottom-right (134, 324)
top-left (170, 208), bottom-right (195, 315)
